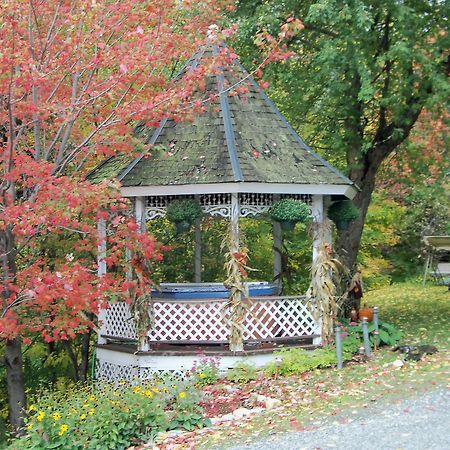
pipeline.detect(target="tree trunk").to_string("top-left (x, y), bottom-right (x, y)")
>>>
top-left (5, 338), bottom-right (26, 433)
top-left (80, 329), bottom-right (91, 382)
top-left (335, 170), bottom-right (377, 271)
top-left (335, 146), bottom-right (386, 317)
top-left (63, 340), bottom-right (79, 382)
top-left (1, 227), bottom-right (26, 434)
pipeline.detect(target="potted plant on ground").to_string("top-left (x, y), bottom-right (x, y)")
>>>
top-left (269, 198), bottom-right (311, 231)
top-left (166, 199), bottom-right (203, 233)
top-left (327, 200), bottom-right (359, 230)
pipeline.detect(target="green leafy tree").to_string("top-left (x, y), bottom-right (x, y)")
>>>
top-left (231, 0), bottom-right (449, 269)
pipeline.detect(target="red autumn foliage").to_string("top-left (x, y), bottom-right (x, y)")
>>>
top-left (0, 153), bottom-right (167, 342)
top-left (378, 109), bottom-right (450, 196)
top-left (0, 0), bottom-right (229, 344)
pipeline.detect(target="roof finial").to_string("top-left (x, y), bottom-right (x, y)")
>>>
top-left (207, 24), bottom-right (219, 42)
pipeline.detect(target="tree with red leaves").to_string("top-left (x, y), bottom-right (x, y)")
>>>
top-left (0, 0), bottom-right (227, 433)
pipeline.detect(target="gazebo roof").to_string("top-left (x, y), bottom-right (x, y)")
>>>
top-left (88, 43), bottom-right (355, 198)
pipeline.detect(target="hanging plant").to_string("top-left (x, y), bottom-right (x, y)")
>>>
top-left (166, 199), bottom-right (202, 233)
top-left (327, 200), bottom-right (360, 230)
top-left (269, 199), bottom-right (311, 230)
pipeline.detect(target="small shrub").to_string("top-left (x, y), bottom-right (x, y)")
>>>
top-left (264, 337), bottom-right (359, 377)
top-left (347, 319), bottom-right (402, 347)
top-left (9, 378), bottom-right (208, 450)
top-left (269, 199), bottom-right (311, 223)
top-left (327, 200), bottom-right (360, 222)
top-left (190, 357), bottom-right (220, 386)
top-left (226, 362), bottom-right (258, 383)
top-left (169, 412), bottom-right (211, 431)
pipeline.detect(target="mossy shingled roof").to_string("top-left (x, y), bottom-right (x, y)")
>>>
top-left (88, 43), bottom-right (353, 188)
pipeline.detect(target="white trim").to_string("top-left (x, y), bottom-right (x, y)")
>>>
top-left (121, 183), bottom-right (356, 199)
top-left (311, 195), bottom-right (324, 262)
top-left (96, 346), bottom-right (289, 377)
top-left (97, 220), bottom-right (107, 345)
top-left (134, 197), bottom-right (145, 231)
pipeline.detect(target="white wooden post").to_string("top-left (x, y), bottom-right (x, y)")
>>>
top-left (311, 194), bottom-right (330, 346)
top-left (135, 196), bottom-right (145, 231)
top-left (311, 195), bottom-right (331, 261)
top-left (230, 193), bottom-right (240, 254)
top-left (229, 192), bottom-right (244, 353)
top-left (97, 218), bottom-right (107, 345)
top-left (135, 196), bottom-right (150, 352)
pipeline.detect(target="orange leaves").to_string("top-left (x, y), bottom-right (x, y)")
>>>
top-left (0, 0), bottom-right (230, 174)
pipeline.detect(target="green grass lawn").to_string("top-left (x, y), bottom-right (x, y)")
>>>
top-left (365, 282), bottom-right (449, 347)
top-left (196, 282), bottom-right (450, 449)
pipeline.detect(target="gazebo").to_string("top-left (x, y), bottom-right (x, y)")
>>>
top-left (89, 44), bottom-right (356, 381)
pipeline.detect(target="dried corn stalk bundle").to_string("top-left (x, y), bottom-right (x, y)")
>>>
top-left (129, 255), bottom-right (155, 351)
top-left (306, 243), bottom-right (348, 343)
top-left (221, 228), bottom-right (250, 353)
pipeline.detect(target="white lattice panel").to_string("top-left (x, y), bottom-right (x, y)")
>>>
top-left (243, 297), bottom-right (316, 340)
top-left (103, 296), bottom-right (318, 343)
top-left (149, 300), bottom-right (229, 341)
top-left (96, 360), bottom-right (138, 382)
top-left (103, 302), bottom-right (137, 340)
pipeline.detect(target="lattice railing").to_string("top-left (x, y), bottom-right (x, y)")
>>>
top-left (101, 296), bottom-right (318, 343)
top-left (244, 296), bottom-right (316, 340)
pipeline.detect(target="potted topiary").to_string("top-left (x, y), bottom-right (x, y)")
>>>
top-left (327, 200), bottom-right (359, 230)
top-left (269, 198), bottom-right (311, 231)
top-left (166, 199), bottom-right (203, 233)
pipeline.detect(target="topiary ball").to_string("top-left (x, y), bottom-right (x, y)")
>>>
top-left (166, 199), bottom-right (202, 224)
top-left (327, 200), bottom-right (360, 222)
top-left (269, 199), bottom-right (311, 223)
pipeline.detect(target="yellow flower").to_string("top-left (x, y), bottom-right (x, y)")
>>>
top-left (58, 424), bottom-right (69, 436)
top-left (133, 386), bottom-right (141, 394)
top-left (179, 391), bottom-right (186, 399)
top-left (198, 373), bottom-right (206, 378)
top-left (88, 408), bottom-right (95, 415)
top-left (37, 411), bottom-right (45, 422)
top-left (28, 405), bottom-right (36, 413)
top-left (144, 390), bottom-right (153, 398)
top-left (82, 403), bottom-right (90, 409)
top-left (80, 413), bottom-right (87, 421)
top-left (88, 395), bottom-right (96, 402)
top-left (26, 424), bottom-right (32, 431)
top-left (51, 412), bottom-right (61, 421)
top-left (152, 388), bottom-right (159, 393)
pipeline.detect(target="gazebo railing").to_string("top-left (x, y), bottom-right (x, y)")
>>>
top-left (101, 296), bottom-right (319, 345)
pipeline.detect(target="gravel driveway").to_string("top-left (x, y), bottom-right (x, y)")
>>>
top-left (223, 388), bottom-right (450, 450)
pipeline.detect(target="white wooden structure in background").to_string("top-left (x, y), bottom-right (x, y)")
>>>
top-left (423, 235), bottom-right (450, 286)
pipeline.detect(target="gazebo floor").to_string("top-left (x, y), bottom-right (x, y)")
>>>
top-left (97, 337), bottom-right (317, 356)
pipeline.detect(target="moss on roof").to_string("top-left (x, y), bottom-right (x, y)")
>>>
top-left (88, 43), bottom-right (352, 189)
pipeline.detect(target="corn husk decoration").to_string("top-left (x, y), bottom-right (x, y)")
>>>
top-left (221, 228), bottom-right (251, 353)
top-left (128, 254), bottom-right (155, 351)
top-left (306, 242), bottom-right (349, 344)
